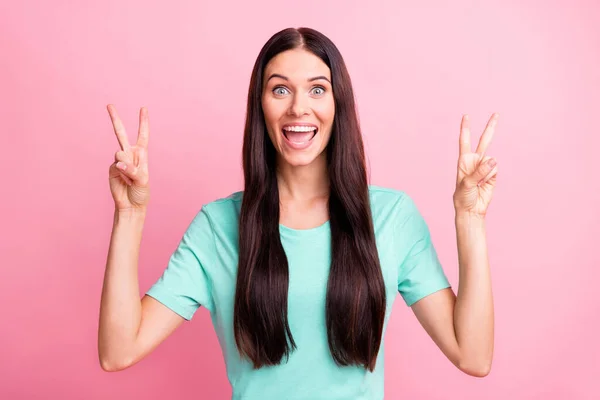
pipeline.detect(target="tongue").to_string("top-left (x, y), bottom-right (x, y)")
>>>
top-left (285, 130), bottom-right (314, 142)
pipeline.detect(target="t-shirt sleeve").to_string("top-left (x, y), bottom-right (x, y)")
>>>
top-left (396, 194), bottom-right (451, 307)
top-left (145, 207), bottom-right (216, 319)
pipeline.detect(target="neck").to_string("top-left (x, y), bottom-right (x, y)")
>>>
top-left (276, 153), bottom-right (329, 201)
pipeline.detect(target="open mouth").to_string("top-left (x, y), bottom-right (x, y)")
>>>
top-left (281, 127), bottom-right (318, 144)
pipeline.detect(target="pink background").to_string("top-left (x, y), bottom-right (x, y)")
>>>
top-left (1, 0), bottom-right (599, 399)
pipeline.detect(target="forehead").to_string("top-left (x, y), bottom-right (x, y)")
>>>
top-left (264, 48), bottom-right (331, 81)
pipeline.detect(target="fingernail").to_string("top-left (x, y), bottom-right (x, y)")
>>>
top-left (488, 158), bottom-right (497, 167)
top-left (117, 162), bottom-right (126, 170)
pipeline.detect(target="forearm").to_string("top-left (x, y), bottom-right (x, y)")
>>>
top-left (98, 208), bottom-right (147, 369)
top-left (453, 212), bottom-right (494, 375)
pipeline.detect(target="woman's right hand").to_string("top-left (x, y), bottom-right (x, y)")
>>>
top-left (107, 104), bottom-right (151, 212)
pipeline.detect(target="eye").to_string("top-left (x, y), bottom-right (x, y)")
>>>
top-left (273, 86), bottom-right (289, 96)
top-left (311, 86), bottom-right (326, 96)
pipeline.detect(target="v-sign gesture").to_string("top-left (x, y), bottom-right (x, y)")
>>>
top-left (107, 104), bottom-right (151, 212)
top-left (453, 113), bottom-right (499, 218)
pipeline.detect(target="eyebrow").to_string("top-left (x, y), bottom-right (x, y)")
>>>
top-left (266, 73), bottom-right (331, 84)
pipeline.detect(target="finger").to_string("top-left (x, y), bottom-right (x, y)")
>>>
top-left (137, 146), bottom-right (148, 168)
top-left (459, 114), bottom-right (471, 156)
top-left (107, 104), bottom-right (131, 151)
top-left (114, 160), bottom-right (139, 181)
top-left (109, 162), bottom-right (133, 186)
top-left (480, 164), bottom-right (498, 186)
top-left (114, 150), bottom-right (133, 165)
top-left (137, 107), bottom-right (149, 148)
top-left (120, 171), bottom-right (134, 186)
top-left (115, 150), bottom-right (149, 186)
top-left (462, 155), bottom-right (491, 183)
top-left (475, 113), bottom-right (499, 156)
top-left (465, 157), bottom-right (497, 188)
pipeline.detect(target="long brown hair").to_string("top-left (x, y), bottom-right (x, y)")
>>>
top-left (234, 27), bottom-right (386, 372)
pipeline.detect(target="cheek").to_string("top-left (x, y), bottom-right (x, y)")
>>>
top-left (261, 97), bottom-right (271, 121)
top-left (261, 98), bottom-right (278, 142)
top-left (317, 101), bottom-right (335, 146)
top-left (264, 123), bottom-right (279, 147)
top-left (315, 100), bottom-right (335, 138)
top-left (315, 98), bottom-right (335, 123)
top-left (321, 129), bottom-right (333, 146)
top-left (262, 98), bottom-right (287, 125)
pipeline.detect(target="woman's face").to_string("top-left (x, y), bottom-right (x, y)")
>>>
top-left (262, 48), bottom-right (335, 167)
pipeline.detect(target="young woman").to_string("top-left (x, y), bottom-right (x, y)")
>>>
top-left (99, 27), bottom-right (497, 399)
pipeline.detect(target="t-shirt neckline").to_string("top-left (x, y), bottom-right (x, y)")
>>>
top-left (279, 220), bottom-right (330, 237)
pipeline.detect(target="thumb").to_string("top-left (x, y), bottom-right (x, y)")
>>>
top-left (465, 157), bottom-right (497, 188)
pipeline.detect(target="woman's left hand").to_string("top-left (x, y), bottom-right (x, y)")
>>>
top-left (453, 113), bottom-right (499, 218)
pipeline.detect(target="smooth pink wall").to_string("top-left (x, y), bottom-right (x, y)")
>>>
top-left (2, 0), bottom-right (598, 399)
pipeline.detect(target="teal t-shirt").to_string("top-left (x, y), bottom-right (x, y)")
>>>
top-left (146, 184), bottom-right (451, 400)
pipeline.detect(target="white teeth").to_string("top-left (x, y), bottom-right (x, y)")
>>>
top-left (283, 126), bottom-right (316, 132)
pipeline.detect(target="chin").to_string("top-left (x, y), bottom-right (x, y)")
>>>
top-left (280, 152), bottom-right (321, 167)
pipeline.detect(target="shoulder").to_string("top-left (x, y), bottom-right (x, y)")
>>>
top-left (368, 184), bottom-right (404, 201)
top-left (188, 190), bottom-right (244, 233)
top-left (203, 190), bottom-right (243, 208)
top-left (367, 184), bottom-right (431, 237)
top-left (368, 184), bottom-right (418, 215)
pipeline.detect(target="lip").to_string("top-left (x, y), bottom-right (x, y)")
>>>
top-left (281, 122), bottom-right (318, 151)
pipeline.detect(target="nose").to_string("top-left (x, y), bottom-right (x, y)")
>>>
top-left (287, 93), bottom-right (310, 117)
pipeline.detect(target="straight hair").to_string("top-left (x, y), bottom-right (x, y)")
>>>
top-left (234, 27), bottom-right (386, 372)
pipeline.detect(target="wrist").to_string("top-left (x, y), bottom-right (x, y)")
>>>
top-left (114, 207), bottom-right (147, 223)
top-left (454, 211), bottom-right (485, 224)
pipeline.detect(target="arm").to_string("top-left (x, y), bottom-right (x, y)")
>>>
top-left (411, 213), bottom-right (493, 377)
top-left (98, 208), bottom-right (185, 372)
top-left (453, 213), bottom-right (494, 375)
top-left (411, 113), bottom-right (499, 377)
